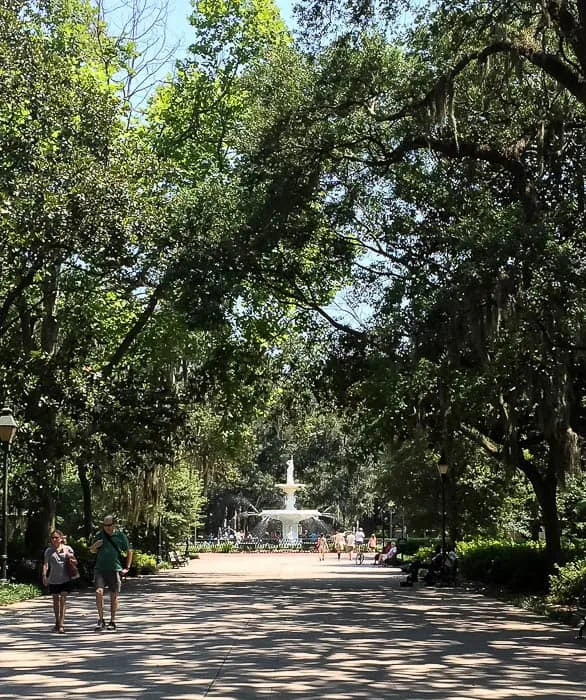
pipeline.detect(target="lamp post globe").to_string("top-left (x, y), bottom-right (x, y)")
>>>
top-left (0, 407), bottom-right (18, 584)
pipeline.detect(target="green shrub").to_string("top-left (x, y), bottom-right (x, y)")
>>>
top-left (412, 545), bottom-right (437, 563)
top-left (193, 542), bottom-right (232, 553)
top-left (547, 558), bottom-right (586, 605)
top-left (456, 539), bottom-right (549, 592)
top-left (132, 551), bottom-right (157, 574)
top-left (398, 538), bottom-right (436, 556)
top-left (218, 542), bottom-right (235, 553)
top-left (0, 583), bottom-right (42, 606)
top-left (9, 558), bottom-right (42, 584)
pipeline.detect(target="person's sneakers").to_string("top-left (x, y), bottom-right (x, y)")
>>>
top-left (95, 619), bottom-right (106, 632)
top-left (107, 620), bottom-right (117, 631)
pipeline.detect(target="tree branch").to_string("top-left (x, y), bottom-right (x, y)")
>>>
top-left (100, 281), bottom-right (166, 378)
top-left (368, 39), bottom-right (586, 126)
top-left (0, 261), bottom-right (45, 337)
top-left (459, 423), bottom-right (503, 458)
top-left (448, 40), bottom-right (586, 108)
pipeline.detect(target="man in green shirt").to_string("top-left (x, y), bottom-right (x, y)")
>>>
top-left (89, 515), bottom-right (133, 631)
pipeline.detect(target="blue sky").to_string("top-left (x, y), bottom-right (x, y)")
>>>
top-left (104, 0), bottom-right (296, 108)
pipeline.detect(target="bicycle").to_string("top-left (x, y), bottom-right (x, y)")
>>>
top-left (355, 543), bottom-right (366, 565)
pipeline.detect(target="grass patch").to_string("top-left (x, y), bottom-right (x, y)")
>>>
top-left (0, 583), bottom-right (43, 606)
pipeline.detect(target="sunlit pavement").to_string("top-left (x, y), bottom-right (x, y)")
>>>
top-left (0, 553), bottom-right (585, 699)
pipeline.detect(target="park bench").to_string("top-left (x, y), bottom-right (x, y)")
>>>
top-left (168, 550), bottom-right (188, 567)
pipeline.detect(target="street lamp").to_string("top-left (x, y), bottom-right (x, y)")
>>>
top-left (437, 455), bottom-right (449, 570)
top-left (381, 511), bottom-right (386, 547)
top-left (0, 407), bottom-right (18, 584)
top-left (157, 515), bottom-right (163, 565)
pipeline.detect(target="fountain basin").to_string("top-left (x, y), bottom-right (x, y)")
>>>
top-left (260, 509), bottom-right (320, 518)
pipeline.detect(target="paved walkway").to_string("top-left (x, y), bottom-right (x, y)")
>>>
top-left (0, 553), bottom-right (585, 699)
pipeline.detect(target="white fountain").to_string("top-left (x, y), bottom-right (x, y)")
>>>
top-left (254, 459), bottom-right (325, 541)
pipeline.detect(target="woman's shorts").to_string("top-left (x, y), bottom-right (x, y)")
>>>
top-left (94, 570), bottom-right (122, 593)
top-left (48, 581), bottom-right (74, 594)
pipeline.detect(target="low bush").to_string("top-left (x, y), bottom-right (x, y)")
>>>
top-left (547, 558), bottom-right (586, 605)
top-left (132, 551), bottom-right (157, 574)
top-left (194, 542), bottom-right (279, 553)
top-left (399, 538), bottom-right (436, 556)
top-left (412, 545), bottom-right (437, 563)
top-left (217, 542), bottom-right (235, 553)
top-left (9, 558), bottom-right (42, 585)
top-left (456, 539), bottom-right (549, 592)
top-left (0, 583), bottom-right (42, 606)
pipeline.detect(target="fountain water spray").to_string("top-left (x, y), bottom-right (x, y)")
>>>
top-left (246, 457), bottom-right (331, 542)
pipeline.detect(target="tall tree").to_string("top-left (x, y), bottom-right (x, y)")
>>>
top-left (234, 2), bottom-right (586, 567)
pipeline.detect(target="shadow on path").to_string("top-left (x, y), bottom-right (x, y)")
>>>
top-left (0, 554), bottom-right (584, 699)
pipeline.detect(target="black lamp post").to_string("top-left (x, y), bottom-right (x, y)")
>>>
top-left (437, 456), bottom-right (449, 569)
top-left (0, 407), bottom-right (18, 584)
top-left (157, 515), bottom-right (163, 565)
top-left (381, 511), bottom-right (386, 548)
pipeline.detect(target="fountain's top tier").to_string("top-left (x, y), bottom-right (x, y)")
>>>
top-left (247, 460), bottom-right (333, 527)
top-left (277, 461), bottom-right (304, 495)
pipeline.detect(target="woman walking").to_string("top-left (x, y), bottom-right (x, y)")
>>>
top-left (317, 533), bottom-right (329, 561)
top-left (41, 530), bottom-right (77, 633)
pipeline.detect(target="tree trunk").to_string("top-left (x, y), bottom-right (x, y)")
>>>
top-left (21, 267), bottom-right (62, 556)
top-left (78, 462), bottom-right (93, 539)
top-left (538, 476), bottom-right (562, 570)
top-left (520, 454), bottom-right (561, 572)
top-left (24, 489), bottom-right (56, 556)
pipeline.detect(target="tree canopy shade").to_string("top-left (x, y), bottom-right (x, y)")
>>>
top-left (0, 0), bottom-right (356, 552)
top-left (229, 0), bottom-right (586, 567)
top-left (0, 0), bottom-right (141, 546)
top-left (1, 0), bottom-right (585, 566)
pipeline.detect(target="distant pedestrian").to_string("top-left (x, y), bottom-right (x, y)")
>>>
top-left (41, 530), bottom-right (77, 633)
top-left (368, 533), bottom-right (377, 551)
top-left (333, 530), bottom-right (346, 560)
top-left (89, 515), bottom-right (133, 632)
top-left (317, 534), bottom-right (329, 561)
top-left (346, 531), bottom-right (356, 560)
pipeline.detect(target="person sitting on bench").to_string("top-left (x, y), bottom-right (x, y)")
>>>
top-left (374, 541), bottom-right (397, 565)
